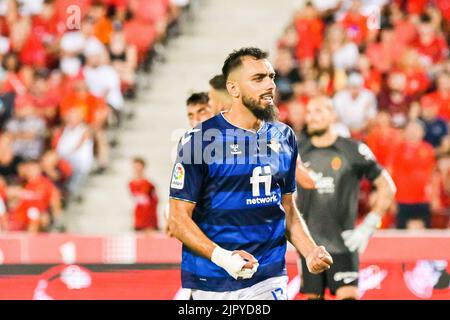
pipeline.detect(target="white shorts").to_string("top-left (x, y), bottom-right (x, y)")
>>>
top-left (191, 276), bottom-right (288, 300)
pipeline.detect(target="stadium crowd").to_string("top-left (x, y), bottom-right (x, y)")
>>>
top-left (275, 0), bottom-right (449, 229)
top-left (0, 0), bottom-right (189, 233)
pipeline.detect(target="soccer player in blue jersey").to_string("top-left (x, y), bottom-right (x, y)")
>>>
top-left (168, 47), bottom-right (333, 300)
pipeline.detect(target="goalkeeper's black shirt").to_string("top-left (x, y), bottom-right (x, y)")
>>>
top-left (296, 134), bottom-right (383, 254)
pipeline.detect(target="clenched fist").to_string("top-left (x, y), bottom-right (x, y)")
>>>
top-left (305, 246), bottom-right (333, 274)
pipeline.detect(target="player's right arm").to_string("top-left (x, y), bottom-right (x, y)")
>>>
top-left (169, 199), bottom-right (257, 280)
top-left (168, 199), bottom-right (216, 259)
top-left (168, 131), bottom-right (257, 279)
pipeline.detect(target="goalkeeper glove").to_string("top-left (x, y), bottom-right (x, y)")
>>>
top-left (341, 212), bottom-right (381, 253)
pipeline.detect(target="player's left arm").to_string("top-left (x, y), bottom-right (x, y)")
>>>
top-left (342, 142), bottom-right (397, 253)
top-left (283, 128), bottom-right (332, 274)
top-left (370, 170), bottom-right (397, 219)
top-left (282, 193), bottom-right (333, 274)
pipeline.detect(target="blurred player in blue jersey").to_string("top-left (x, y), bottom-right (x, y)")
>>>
top-left (168, 47), bottom-right (332, 300)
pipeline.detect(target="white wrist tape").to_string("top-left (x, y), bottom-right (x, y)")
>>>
top-left (211, 246), bottom-right (255, 280)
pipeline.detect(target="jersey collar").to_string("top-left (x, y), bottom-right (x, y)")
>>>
top-left (219, 111), bottom-right (267, 134)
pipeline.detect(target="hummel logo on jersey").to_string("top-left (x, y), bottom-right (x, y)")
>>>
top-left (230, 144), bottom-right (242, 155)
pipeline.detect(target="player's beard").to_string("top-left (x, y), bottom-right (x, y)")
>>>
top-left (307, 126), bottom-right (328, 137)
top-left (242, 94), bottom-right (278, 122)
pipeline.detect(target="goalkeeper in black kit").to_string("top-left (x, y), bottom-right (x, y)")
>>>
top-left (296, 96), bottom-right (396, 300)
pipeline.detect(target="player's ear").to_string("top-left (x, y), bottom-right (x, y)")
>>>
top-left (226, 79), bottom-right (240, 99)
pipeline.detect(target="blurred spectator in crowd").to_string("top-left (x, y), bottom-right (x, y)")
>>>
top-left (378, 71), bottom-right (415, 128)
top-left (365, 111), bottom-right (402, 167)
top-left (55, 108), bottom-right (94, 202)
top-left (6, 160), bottom-right (62, 232)
top-left (324, 23), bottom-right (359, 71)
top-left (22, 160), bottom-right (63, 231)
top-left (357, 53), bottom-right (382, 94)
top-left (0, 85), bottom-right (16, 128)
top-left (293, 2), bottom-right (324, 63)
top-left (208, 74), bottom-right (232, 114)
top-left (29, 70), bottom-right (59, 125)
top-left (413, 12), bottom-right (448, 67)
top-left (367, 24), bottom-right (403, 74)
top-left (186, 92), bottom-right (214, 128)
top-left (40, 150), bottom-right (72, 202)
top-left (0, 133), bottom-right (21, 182)
top-left (5, 94), bottom-right (46, 160)
top-left (391, 121), bottom-right (435, 229)
top-left (421, 71), bottom-right (450, 122)
top-left (60, 78), bottom-right (109, 173)
top-left (339, 0), bottom-right (368, 45)
top-left (419, 97), bottom-right (448, 148)
top-left (333, 72), bottom-right (377, 137)
top-left (128, 157), bottom-right (159, 232)
top-left (274, 48), bottom-right (302, 103)
top-left (83, 37), bottom-right (124, 114)
top-left (315, 48), bottom-right (347, 95)
top-left (108, 21), bottom-right (138, 99)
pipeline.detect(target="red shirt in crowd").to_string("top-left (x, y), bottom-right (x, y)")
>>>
top-left (391, 140), bottom-right (435, 204)
top-left (436, 0), bottom-right (450, 21)
top-left (395, 0), bottom-right (428, 15)
top-left (404, 69), bottom-right (430, 97)
top-left (23, 175), bottom-right (57, 213)
top-left (294, 17), bottom-right (324, 60)
top-left (129, 178), bottom-right (159, 230)
top-left (7, 176), bottom-right (55, 231)
top-left (365, 126), bottom-right (402, 167)
top-left (394, 19), bottom-right (417, 46)
top-left (366, 42), bottom-right (405, 73)
top-left (421, 91), bottom-right (450, 122)
top-left (413, 35), bottom-right (448, 64)
top-left (362, 68), bottom-right (382, 94)
top-left (340, 11), bottom-right (367, 45)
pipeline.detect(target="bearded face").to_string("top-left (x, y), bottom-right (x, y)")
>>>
top-left (242, 92), bottom-right (278, 122)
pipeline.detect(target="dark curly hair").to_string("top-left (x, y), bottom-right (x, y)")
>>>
top-left (222, 47), bottom-right (268, 80)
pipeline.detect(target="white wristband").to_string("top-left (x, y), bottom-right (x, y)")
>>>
top-left (211, 246), bottom-right (248, 280)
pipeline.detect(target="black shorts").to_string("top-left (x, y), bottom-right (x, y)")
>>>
top-left (299, 252), bottom-right (359, 296)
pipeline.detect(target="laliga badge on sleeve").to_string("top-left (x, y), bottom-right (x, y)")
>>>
top-left (171, 163), bottom-right (185, 189)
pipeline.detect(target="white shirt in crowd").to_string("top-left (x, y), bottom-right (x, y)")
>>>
top-left (333, 88), bottom-right (378, 131)
top-left (83, 65), bottom-right (124, 111)
top-left (56, 124), bottom-right (94, 173)
top-left (332, 42), bottom-right (359, 71)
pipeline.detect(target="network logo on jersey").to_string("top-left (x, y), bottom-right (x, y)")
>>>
top-left (247, 166), bottom-right (278, 206)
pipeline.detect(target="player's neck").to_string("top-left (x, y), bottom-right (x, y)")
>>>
top-left (311, 129), bottom-right (337, 148)
top-left (222, 104), bottom-right (263, 132)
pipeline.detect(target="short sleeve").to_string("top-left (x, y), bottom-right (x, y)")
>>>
top-left (169, 130), bottom-right (204, 203)
top-left (353, 142), bottom-right (383, 181)
top-left (281, 128), bottom-right (298, 194)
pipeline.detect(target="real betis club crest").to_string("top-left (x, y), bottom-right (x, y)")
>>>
top-left (268, 138), bottom-right (281, 153)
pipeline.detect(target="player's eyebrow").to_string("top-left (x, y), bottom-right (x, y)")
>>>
top-left (251, 72), bottom-right (275, 80)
